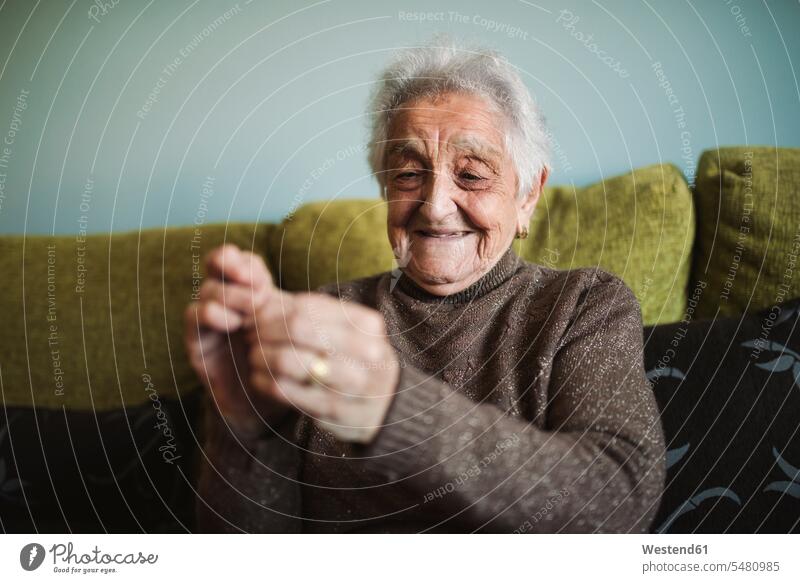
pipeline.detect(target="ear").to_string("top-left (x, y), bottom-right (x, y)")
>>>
top-left (516, 166), bottom-right (549, 226)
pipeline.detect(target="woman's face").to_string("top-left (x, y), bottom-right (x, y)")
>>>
top-left (384, 92), bottom-right (546, 296)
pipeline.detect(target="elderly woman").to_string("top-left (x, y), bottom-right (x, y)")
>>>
top-left (185, 40), bottom-right (666, 533)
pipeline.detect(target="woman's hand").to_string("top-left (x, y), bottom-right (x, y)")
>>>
top-left (246, 290), bottom-right (401, 444)
top-left (185, 244), bottom-right (400, 444)
top-left (184, 244), bottom-right (292, 440)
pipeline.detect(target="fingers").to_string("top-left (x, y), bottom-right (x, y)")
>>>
top-left (205, 244), bottom-right (274, 292)
top-left (184, 302), bottom-right (202, 352)
top-left (198, 279), bottom-right (270, 326)
top-left (248, 342), bottom-right (362, 394)
top-left (191, 245), bottom-right (274, 334)
top-left (184, 303), bottom-right (209, 377)
top-left (250, 293), bottom-right (386, 357)
top-left (185, 302), bottom-right (225, 356)
top-left (186, 297), bottom-right (243, 333)
top-left (243, 283), bottom-right (295, 328)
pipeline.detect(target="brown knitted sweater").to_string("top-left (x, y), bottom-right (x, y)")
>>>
top-left (195, 246), bottom-right (666, 533)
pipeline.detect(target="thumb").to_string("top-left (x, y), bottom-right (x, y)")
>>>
top-left (206, 244), bottom-right (276, 293)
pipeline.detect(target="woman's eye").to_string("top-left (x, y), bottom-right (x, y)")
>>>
top-left (394, 171), bottom-right (423, 182)
top-left (460, 172), bottom-right (483, 181)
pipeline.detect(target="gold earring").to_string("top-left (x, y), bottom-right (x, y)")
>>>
top-left (516, 226), bottom-right (529, 240)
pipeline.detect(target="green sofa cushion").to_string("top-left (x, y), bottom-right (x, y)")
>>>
top-left (522, 163), bottom-right (694, 325)
top-left (0, 223), bottom-right (272, 410)
top-left (268, 200), bottom-right (396, 292)
top-left (691, 146), bottom-right (800, 319)
top-left (269, 163), bottom-right (695, 325)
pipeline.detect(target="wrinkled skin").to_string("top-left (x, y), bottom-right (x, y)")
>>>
top-left (384, 92), bottom-right (547, 295)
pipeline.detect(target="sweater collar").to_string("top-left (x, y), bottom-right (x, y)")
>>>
top-left (395, 245), bottom-right (521, 304)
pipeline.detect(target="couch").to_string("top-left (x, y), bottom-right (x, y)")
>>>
top-left (1, 146), bottom-right (798, 533)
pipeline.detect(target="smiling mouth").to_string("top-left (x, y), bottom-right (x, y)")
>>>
top-left (416, 230), bottom-right (473, 239)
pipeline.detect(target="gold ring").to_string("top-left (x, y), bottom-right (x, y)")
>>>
top-left (307, 355), bottom-right (331, 387)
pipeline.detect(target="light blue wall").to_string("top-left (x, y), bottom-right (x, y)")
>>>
top-left (0, 0), bottom-right (797, 234)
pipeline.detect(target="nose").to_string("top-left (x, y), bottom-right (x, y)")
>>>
top-left (418, 169), bottom-right (458, 224)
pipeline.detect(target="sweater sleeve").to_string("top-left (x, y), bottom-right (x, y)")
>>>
top-left (354, 276), bottom-right (666, 533)
top-left (194, 399), bottom-right (307, 533)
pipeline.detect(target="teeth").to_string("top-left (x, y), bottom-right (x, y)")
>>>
top-left (424, 231), bottom-right (464, 237)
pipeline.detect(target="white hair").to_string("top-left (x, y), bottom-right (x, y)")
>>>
top-left (367, 35), bottom-right (551, 200)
